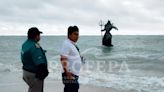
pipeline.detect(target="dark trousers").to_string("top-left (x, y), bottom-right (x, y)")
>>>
top-left (62, 73), bottom-right (79, 92)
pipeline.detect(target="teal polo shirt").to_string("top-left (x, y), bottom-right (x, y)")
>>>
top-left (21, 39), bottom-right (47, 73)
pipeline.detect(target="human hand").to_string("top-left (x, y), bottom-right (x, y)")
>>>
top-left (66, 72), bottom-right (75, 80)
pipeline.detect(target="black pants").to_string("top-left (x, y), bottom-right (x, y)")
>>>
top-left (62, 73), bottom-right (79, 92)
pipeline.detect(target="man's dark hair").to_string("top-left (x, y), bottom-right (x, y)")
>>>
top-left (67, 26), bottom-right (79, 36)
top-left (28, 27), bottom-right (42, 39)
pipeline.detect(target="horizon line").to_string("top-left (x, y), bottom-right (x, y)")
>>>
top-left (0, 34), bottom-right (164, 36)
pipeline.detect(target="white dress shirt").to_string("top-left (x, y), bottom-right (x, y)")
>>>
top-left (60, 39), bottom-right (82, 76)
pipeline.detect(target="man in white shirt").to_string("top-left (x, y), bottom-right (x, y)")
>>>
top-left (60, 26), bottom-right (81, 92)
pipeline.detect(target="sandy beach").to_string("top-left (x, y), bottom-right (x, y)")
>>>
top-left (0, 72), bottom-right (126, 92)
top-left (0, 80), bottom-right (124, 92)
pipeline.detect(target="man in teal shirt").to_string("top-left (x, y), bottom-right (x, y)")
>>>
top-left (21, 27), bottom-right (49, 92)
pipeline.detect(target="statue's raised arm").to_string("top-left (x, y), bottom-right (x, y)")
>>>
top-left (112, 25), bottom-right (118, 30)
top-left (102, 20), bottom-right (118, 32)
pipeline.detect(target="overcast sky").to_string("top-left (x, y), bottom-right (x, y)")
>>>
top-left (0, 0), bottom-right (164, 35)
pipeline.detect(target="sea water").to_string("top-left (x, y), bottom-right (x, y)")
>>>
top-left (0, 35), bottom-right (164, 92)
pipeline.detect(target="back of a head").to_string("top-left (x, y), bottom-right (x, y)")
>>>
top-left (28, 27), bottom-right (42, 39)
top-left (67, 26), bottom-right (79, 36)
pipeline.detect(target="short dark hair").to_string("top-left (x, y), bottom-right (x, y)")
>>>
top-left (27, 27), bottom-right (42, 39)
top-left (67, 26), bottom-right (79, 36)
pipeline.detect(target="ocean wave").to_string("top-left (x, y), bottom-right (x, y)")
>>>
top-left (0, 63), bottom-right (21, 72)
top-left (46, 60), bottom-right (164, 92)
top-left (1, 47), bottom-right (163, 92)
top-left (79, 72), bottom-right (164, 92)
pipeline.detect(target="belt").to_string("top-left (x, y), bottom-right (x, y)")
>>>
top-left (23, 67), bottom-right (36, 73)
top-left (62, 72), bottom-right (79, 78)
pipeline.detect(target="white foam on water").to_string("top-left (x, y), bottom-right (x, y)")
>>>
top-left (79, 71), bottom-right (164, 92)
top-left (2, 46), bottom-right (162, 92)
top-left (80, 47), bottom-right (157, 60)
top-left (47, 55), bottom-right (62, 80)
top-left (81, 47), bottom-right (102, 56)
top-left (0, 63), bottom-right (20, 72)
top-left (46, 57), bottom-right (164, 92)
top-left (80, 47), bottom-right (127, 59)
top-left (45, 48), bottom-right (164, 92)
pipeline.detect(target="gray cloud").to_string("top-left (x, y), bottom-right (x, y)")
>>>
top-left (0, 0), bottom-right (164, 35)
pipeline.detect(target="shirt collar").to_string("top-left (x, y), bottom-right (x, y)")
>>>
top-left (67, 38), bottom-right (76, 45)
